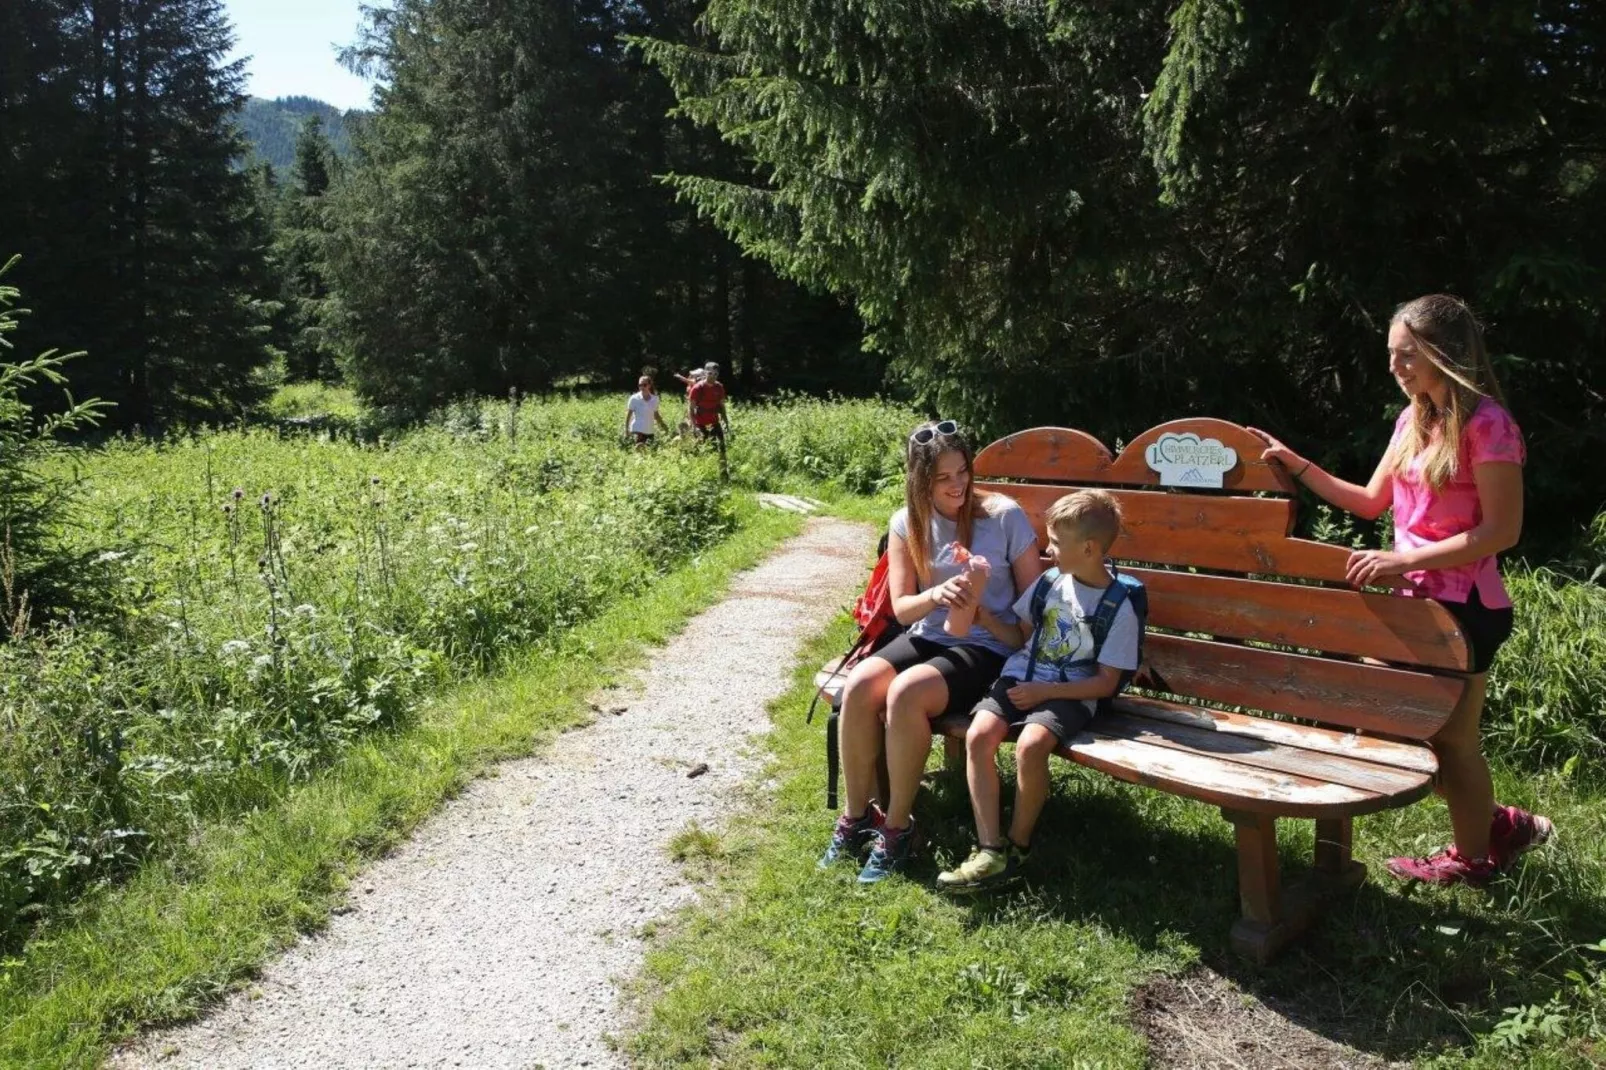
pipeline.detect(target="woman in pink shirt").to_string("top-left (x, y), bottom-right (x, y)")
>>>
top-left (1251, 294), bottom-right (1552, 887)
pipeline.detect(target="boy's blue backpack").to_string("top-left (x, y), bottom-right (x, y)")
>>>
top-left (1023, 564), bottom-right (1148, 715)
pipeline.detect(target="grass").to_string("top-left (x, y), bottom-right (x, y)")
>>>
top-left (0, 504), bottom-right (804, 1069)
top-left (627, 616), bottom-right (1606, 1068)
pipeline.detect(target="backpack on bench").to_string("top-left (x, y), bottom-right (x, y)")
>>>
top-left (1022, 563), bottom-right (1148, 716)
top-left (813, 531), bottom-right (904, 808)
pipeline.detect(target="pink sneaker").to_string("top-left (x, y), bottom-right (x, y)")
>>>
top-left (1489, 805), bottom-right (1554, 869)
top-left (1386, 847), bottom-right (1498, 887)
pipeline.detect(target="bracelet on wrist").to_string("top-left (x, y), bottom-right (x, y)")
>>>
top-left (1294, 460), bottom-right (1313, 480)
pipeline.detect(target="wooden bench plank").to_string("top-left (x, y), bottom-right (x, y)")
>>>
top-left (977, 482), bottom-right (1358, 584)
top-left (1112, 695), bottom-right (1439, 775)
top-left (1061, 733), bottom-right (1381, 816)
top-left (972, 427), bottom-right (1115, 483)
top-left (973, 420), bottom-right (1296, 495)
top-left (1128, 568), bottom-right (1471, 671)
top-left (1093, 712), bottom-right (1432, 798)
top-left (1108, 418), bottom-right (1298, 494)
top-left (1142, 634), bottom-right (1463, 739)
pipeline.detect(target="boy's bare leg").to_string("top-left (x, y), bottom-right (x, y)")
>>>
top-left (883, 666), bottom-right (948, 828)
top-left (1008, 724), bottom-right (1059, 849)
top-left (965, 711), bottom-right (1010, 847)
top-left (839, 659), bottom-right (895, 819)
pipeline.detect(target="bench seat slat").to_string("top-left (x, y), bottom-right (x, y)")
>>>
top-left (1092, 712), bottom-right (1430, 798)
top-left (1112, 695), bottom-right (1438, 775)
top-left (1061, 733), bottom-right (1385, 817)
top-left (1143, 634), bottom-right (1462, 739)
top-left (1128, 568), bottom-right (1471, 672)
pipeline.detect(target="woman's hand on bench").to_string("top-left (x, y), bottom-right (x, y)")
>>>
top-left (1345, 548), bottom-right (1411, 588)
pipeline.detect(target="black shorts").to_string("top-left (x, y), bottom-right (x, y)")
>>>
top-left (694, 422), bottom-right (724, 442)
top-left (974, 676), bottom-right (1093, 745)
top-left (869, 633), bottom-right (1005, 719)
top-left (1437, 588), bottom-right (1515, 674)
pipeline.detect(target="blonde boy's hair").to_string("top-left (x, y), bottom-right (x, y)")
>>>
top-left (1045, 489), bottom-right (1122, 553)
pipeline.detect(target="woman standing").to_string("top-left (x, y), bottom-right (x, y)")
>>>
top-left (624, 374), bottom-right (668, 446)
top-left (820, 420), bottom-right (1043, 883)
top-left (1252, 294), bottom-right (1552, 886)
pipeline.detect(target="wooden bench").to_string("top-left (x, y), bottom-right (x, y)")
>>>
top-left (817, 417), bottom-right (1471, 963)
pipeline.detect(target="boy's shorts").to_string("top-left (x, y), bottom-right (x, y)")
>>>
top-left (974, 676), bottom-right (1093, 744)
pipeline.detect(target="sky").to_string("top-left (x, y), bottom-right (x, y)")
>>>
top-left (222, 0), bottom-right (380, 111)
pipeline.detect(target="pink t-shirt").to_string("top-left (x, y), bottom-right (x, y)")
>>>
top-left (1388, 398), bottom-right (1524, 607)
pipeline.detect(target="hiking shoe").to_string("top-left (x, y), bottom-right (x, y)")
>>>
top-left (1489, 805), bottom-right (1554, 869)
top-left (937, 843), bottom-right (1024, 892)
top-left (817, 805), bottom-right (884, 869)
top-left (858, 820), bottom-right (917, 884)
top-left (1386, 847), bottom-right (1498, 887)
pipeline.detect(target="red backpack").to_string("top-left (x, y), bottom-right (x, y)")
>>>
top-left (812, 534), bottom-right (905, 808)
top-left (808, 534), bottom-right (903, 723)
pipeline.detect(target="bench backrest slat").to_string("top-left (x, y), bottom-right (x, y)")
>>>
top-left (1143, 634), bottom-right (1461, 739)
top-left (976, 482), bottom-right (1356, 584)
top-left (1128, 567), bottom-right (1470, 672)
top-left (973, 418), bottom-right (1470, 742)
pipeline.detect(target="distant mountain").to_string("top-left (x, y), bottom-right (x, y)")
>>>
top-left (238, 96), bottom-right (361, 173)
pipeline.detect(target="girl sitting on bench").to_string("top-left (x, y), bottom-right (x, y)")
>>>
top-left (818, 420), bottom-right (1043, 883)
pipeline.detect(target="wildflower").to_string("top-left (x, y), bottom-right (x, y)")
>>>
top-left (260, 492), bottom-right (272, 508)
top-left (257, 556), bottom-right (268, 569)
top-left (222, 503), bottom-right (233, 515)
top-left (370, 475), bottom-right (381, 485)
top-left (232, 487), bottom-right (244, 501)
top-left (221, 639), bottom-right (250, 656)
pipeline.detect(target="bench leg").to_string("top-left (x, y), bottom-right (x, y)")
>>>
top-left (874, 748), bottom-right (891, 812)
top-left (943, 735), bottom-right (965, 773)
top-left (1224, 810), bottom-right (1283, 964)
top-left (1314, 816), bottom-right (1367, 887)
top-left (1223, 811), bottom-right (1370, 965)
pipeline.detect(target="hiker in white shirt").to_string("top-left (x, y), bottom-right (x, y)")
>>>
top-left (624, 374), bottom-right (669, 446)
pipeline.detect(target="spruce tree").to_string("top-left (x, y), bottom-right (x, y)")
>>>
top-left (0, 0), bottom-right (274, 429)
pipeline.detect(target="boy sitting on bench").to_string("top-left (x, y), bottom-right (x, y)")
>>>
top-left (939, 490), bottom-right (1145, 891)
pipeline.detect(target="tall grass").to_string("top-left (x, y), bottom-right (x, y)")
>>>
top-left (728, 393), bottom-right (920, 495)
top-left (1485, 563), bottom-right (1606, 773)
top-left (0, 389), bottom-right (921, 951)
top-left (0, 397), bottom-right (734, 948)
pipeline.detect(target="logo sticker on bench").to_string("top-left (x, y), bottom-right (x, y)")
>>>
top-left (1145, 433), bottom-right (1238, 488)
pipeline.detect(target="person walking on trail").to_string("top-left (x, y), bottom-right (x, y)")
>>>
top-left (1250, 293), bottom-right (1552, 888)
top-left (688, 362), bottom-right (732, 476)
top-left (819, 420), bottom-right (1043, 884)
top-left (624, 374), bottom-right (669, 446)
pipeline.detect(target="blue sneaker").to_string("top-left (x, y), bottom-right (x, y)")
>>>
top-left (818, 805), bottom-right (884, 869)
top-left (858, 819), bottom-right (916, 884)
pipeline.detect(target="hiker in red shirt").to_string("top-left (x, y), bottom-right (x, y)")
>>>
top-left (688, 362), bottom-right (731, 476)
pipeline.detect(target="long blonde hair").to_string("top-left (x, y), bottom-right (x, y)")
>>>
top-left (904, 422), bottom-right (992, 587)
top-left (1389, 294), bottom-right (1508, 490)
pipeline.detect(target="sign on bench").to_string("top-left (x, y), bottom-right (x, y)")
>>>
top-left (818, 417), bottom-right (1469, 964)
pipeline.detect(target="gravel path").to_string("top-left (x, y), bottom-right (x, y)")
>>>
top-left (110, 518), bottom-right (871, 1070)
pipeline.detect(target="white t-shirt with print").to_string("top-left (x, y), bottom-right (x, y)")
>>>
top-left (627, 392), bottom-right (660, 434)
top-left (1001, 570), bottom-right (1141, 717)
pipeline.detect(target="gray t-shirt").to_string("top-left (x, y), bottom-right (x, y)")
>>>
top-left (1001, 571), bottom-right (1142, 717)
top-left (889, 496), bottom-right (1038, 657)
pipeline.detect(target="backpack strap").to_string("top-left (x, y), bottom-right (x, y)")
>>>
top-left (1086, 564), bottom-right (1132, 650)
top-left (1022, 568), bottom-right (1060, 683)
top-left (1062, 564), bottom-right (1132, 679)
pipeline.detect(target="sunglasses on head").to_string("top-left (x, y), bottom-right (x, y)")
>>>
top-left (909, 420), bottom-right (959, 445)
